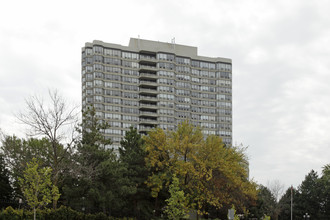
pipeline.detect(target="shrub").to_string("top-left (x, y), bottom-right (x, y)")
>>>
top-left (0, 206), bottom-right (135, 220)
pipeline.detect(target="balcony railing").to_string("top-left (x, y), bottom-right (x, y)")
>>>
top-left (139, 72), bottom-right (157, 77)
top-left (139, 103), bottom-right (157, 107)
top-left (140, 65), bottom-right (157, 70)
top-left (140, 95), bottom-right (157, 99)
top-left (140, 55), bottom-right (157, 60)
top-left (140, 111), bottom-right (158, 115)
top-left (139, 118), bottom-right (158, 123)
top-left (139, 88), bottom-right (158, 93)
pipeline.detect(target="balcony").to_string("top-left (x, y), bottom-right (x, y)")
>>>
top-left (139, 72), bottom-right (158, 79)
top-left (139, 87), bottom-right (158, 95)
top-left (139, 79), bottom-right (158, 87)
top-left (139, 55), bottom-right (157, 63)
top-left (139, 64), bottom-right (157, 72)
top-left (140, 94), bottom-right (157, 100)
top-left (140, 110), bottom-right (158, 117)
top-left (139, 125), bottom-right (156, 133)
top-left (139, 103), bottom-right (157, 109)
top-left (139, 117), bottom-right (158, 125)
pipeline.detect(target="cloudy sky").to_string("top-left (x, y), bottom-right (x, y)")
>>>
top-left (1, 0), bottom-right (330, 189)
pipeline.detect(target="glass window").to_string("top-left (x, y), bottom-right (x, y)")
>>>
top-left (104, 48), bottom-right (121, 57)
top-left (93, 46), bottom-right (103, 54)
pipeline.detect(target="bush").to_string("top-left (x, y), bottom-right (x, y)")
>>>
top-left (0, 206), bottom-right (134, 220)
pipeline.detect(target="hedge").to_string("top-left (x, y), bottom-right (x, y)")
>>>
top-left (0, 206), bottom-right (134, 220)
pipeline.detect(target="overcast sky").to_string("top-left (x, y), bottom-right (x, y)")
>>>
top-left (1, 0), bottom-right (330, 190)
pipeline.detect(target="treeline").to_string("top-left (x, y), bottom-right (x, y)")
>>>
top-left (250, 166), bottom-right (330, 220)
top-left (0, 91), bottom-right (257, 219)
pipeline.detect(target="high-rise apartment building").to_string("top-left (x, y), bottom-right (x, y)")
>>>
top-left (81, 38), bottom-right (232, 149)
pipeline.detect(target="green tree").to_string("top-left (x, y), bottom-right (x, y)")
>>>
top-left (278, 186), bottom-right (298, 220)
top-left (62, 107), bottom-right (128, 216)
top-left (119, 127), bottom-right (153, 219)
top-left (249, 185), bottom-right (276, 219)
top-left (0, 154), bottom-right (13, 208)
top-left (295, 170), bottom-right (321, 219)
top-left (164, 175), bottom-right (188, 220)
top-left (319, 164), bottom-right (330, 219)
top-left (19, 158), bottom-right (60, 220)
top-left (0, 136), bottom-right (56, 197)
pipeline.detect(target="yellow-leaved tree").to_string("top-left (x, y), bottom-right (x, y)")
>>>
top-left (144, 121), bottom-right (257, 215)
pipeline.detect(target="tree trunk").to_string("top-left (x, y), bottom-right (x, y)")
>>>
top-left (34, 207), bottom-right (36, 220)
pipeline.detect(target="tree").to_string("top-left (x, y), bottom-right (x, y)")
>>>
top-left (249, 185), bottom-right (276, 219)
top-left (318, 164), bottom-right (330, 219)
top-left (19, 158), bottom-right (60, 220)
top-left (164, 175), bottom-right (188, 220)
top-left (144, 121), bottom-right (257, 217)
top-left (267, 180), bottom-right (285, 203)
top-left (278, 186), bottom-right (298, 220)
top-left (295, 170), bottom-right (321, 219)
top-left (0, 154), bottom-right (13, 208)
top-left (119, 127), bottom-right (153, 219)
top-left (62, 107), bottom-right (129, 216)
top-left (267, 179), bottom-right (285, 220)
top-left (16, 90), bottom-right (78, 208)
top-left (0, 136), bottom-right (63, 202)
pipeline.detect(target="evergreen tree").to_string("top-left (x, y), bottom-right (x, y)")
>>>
top-left (295, 170), bottom-right (321, 219)
top-left (319, 164), bottom-right (330, 219)
top-left (0, 154), bottom-right (13, 208)
top-left (278, 187), bottom-right (299, 220)
top-left (119, 127), bottom-right (153, 219)
top-left (62, 107), bottom-right (128, 216)
top-left (249, 185), bottom-right (276, 219)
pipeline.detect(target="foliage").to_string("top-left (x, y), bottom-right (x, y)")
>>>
top-left (0, 136), bottom-right (56, 195)
top-left (164, 175), bottom-right (189, 220)
top-left (277, 186), bottom-right (297, 220)
top-left (294, 170), bottom-right (321, 219)
top-left (144, 121), bottom-right (257, 216)
top-left (0, 154), bottom-right (13, 207)
top-left (262, 214), bottom-right (271, 220)
top-left (249, 185), bottom-right (276, 219)
top-left (0, 206), bottom-right (134, 220)
top-left (62, 107), bottom-right (129, 216)
top-left (319, 164), bottom-right (330, 218)
top-left (16, 90), bottom-right (78, 208)
top-left (19, 158), bottom-right (60, 220)
top-left (119, 127), bottom-right (153, 219)
top-left (277, 167), bottom-right (330, 220)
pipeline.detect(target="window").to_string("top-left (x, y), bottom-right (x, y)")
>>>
top-left (93, 55), bottom-right (103, 63)
top-left (157, 53), bottom-right (174, 61)
top-left (191, 60), bottom-right (199, 68)
top-left (94, 96), bottom-right (103, 102)
top-left (104, 57), bottom-right (121, 65)
top-left (122, 52), bottom-right (139, 60)
top-left (93, 46), bottom-right (103, 54)
top-left (105, 105), bottom-right (120, 112)
top-left (94, 80), bottom-right (103, 87)
top-left (85, 48), bottom-right (93, 56)
top-left (105, 113), bottom-right (121, 120)
top-left (93, 64), bottom-right (103, 71)
top-left (104, 48), bottom-right (121, 57)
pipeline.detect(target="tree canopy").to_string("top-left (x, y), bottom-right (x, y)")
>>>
top-left (144, 121), bottom-right (257, 216)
